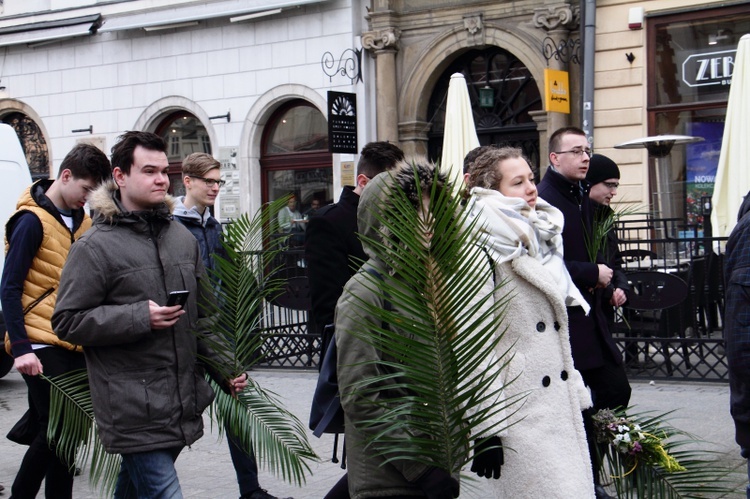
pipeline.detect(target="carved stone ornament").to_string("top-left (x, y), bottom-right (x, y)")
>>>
top-left (463, 14), bottom-right (483, 35)
top-left (533, 3), bottom-right (578, 31)
top-left (361, 27), bottom-right (401, 52)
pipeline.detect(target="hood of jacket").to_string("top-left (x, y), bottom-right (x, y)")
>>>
top-left (16, 179), bottom-right (88, 234)
top-left (89, 180), bottom-right (175, 228)
top-left (357, 161), bottom-right (449, 267)
top-left (173, 196), bottom-right (212, 227)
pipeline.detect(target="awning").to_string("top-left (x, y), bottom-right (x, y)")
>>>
top-left (99, 0), bottom-right (326, 33)
top-left (0, 14), bottom-right (101, 48)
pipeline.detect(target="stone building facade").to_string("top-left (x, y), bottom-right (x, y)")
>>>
top-left (362, 0), bottom-right (748, 225)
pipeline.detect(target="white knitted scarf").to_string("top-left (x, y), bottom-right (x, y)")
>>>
top-left (467, 187), bottom-right (590, 314)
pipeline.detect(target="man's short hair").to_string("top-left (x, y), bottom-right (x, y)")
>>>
top-left (182, 152), bottom-right (220, 178)
top-left (356, 141), bottom-right (405, 178)
top-left (110, 131), bottom-right (167, 175)
top-left (463, 145), bottom-right (496, 174)
top-left (58, 143), bottom-right (112, 185)
top-left (549, 126), bottom-right (586, 155)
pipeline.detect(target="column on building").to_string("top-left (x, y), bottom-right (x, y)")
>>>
top-left (361, 28), bottom-right (401, 143)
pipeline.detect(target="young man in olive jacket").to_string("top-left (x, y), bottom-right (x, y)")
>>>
top-left (537, 127), bottom-right (631, 499)
top-left (52, 131), bottom-right (247, 498)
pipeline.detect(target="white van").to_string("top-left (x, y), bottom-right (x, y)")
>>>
top-left (0, 123), bottom-right (33, 377)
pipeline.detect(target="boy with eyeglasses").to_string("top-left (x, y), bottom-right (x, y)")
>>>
top-left (538, 127), bottom-right (631, 499)
top-left (173, 152), bottom-right (290, 499)
top-left (173, 153), bottom-right (227, 273)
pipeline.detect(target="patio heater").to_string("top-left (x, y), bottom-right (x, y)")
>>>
top-left (614, 135), bottom-right (704, 237)
top-left (615, 135), bottom-right (703, 258)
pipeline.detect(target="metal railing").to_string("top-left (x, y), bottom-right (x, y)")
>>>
top-left (253, 218), bottom-right (730, 381)
top-left (612, 217), bottom-right (727, 381)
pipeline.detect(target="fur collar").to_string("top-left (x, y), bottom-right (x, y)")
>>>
top-left (90, 180), bottom-right (176, 224)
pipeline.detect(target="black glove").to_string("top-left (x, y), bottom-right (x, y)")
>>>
top-left (471, 436), bottom-right (504, 479)
top-left (413, 467), bottom-right (459, 499)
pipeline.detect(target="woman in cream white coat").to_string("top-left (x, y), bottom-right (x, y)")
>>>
top-left (465, 147), bottom-right (595, 498)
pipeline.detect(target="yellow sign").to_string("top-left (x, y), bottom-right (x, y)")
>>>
top-left (544, 68), bottom-right (570, 114)
top-left (341, 161), bottom-right (355, 187)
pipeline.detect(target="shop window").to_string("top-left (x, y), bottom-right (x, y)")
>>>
top-left (260, 100), bottom-right (333, 246)
top-left (2, 112), bottom-right (48, 181)
top-left (647, 5), bottom-right (750, 226)
top-left (427, 47), bottom-right (542, 171)
top-left (154, 112), bottom-right (211, 197)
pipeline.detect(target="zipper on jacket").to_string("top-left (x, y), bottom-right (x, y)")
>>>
top-left (150, 224), bottom-right (189, 444)
top-left (23, 287), bottom-right (55, 315)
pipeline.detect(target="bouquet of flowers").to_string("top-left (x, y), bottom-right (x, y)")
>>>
top-left (591, 408), bottom-right (743, 498)
top-left (592, 408), bottom-right (684, 475)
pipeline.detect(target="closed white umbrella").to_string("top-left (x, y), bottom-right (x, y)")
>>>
top-left (711, 34), bottom-right (750, 238)
top-left (440, 73), bottom-right (480, 193)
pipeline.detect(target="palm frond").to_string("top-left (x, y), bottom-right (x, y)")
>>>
top-left (585, 204), bottom-right (647, 262)
top-left (45, 369), bottom-right (121, 496)
top-left (197, 197), bottom-right (318, 484)
top-left (197, 198), bottom-right (289, 379)
top-left (345, 163), bottom-right (517, 474)
top-left (594, 407), bottom-right (745, 498)
top-left (208, 378), bottom-right (317, 486)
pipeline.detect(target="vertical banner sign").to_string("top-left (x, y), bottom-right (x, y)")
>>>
top-left (218, 147), bottom-right (240, 222)
top-left (544, 68), bottom-right (571, 114)
top-left (328, 91), bottom-right (358, 154)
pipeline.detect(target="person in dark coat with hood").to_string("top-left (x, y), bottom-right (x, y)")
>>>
top-left (724, 189), bottom-right (750, 499)
top-left (537, 127), bottom-right (631, 499)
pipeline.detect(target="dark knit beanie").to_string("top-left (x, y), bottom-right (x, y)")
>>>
top-left (587, 154), bottom-right (620, 186)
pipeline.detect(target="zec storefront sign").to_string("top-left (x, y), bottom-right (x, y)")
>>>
top-left (682, 49), bottom-right (736, 88)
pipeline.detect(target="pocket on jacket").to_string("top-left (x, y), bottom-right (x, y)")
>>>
top-left (194, 372), bottom-right (215, 417)
top-left (109, 368), bottom-right (174, 433)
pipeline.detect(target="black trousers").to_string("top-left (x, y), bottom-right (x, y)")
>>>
top-left (11, 347), bottom-right (86, 499)
top-left (580, 355), bottom-right (632, 485)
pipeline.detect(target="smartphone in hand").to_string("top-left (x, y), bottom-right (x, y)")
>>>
top-left (166, 290), bottom-right (189, 307)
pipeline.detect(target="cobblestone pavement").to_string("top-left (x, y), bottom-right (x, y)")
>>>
top-left (0, 369), bottom-right (741, 498)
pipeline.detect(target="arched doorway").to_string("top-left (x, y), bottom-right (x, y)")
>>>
top-left (260, 99), bottom-right (332, 210)
top-left (154, 111), bottom-right (211, 197)
top-left (427, 47), bottom-right (543, 172)
top-left (2, 112), bottom-right (49, 181)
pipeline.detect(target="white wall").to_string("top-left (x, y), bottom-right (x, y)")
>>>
top-left (0, 0), bottom-right (366, 213)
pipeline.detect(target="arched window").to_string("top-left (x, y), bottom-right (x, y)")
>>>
top-left (260, 100), bottom-right (332, 212)
top-left (427, 47), bottom-right (543, 171)
top-left (3, 112), bottom-right (48, 181)
top-left (154, 111), bottom-right (211, 196)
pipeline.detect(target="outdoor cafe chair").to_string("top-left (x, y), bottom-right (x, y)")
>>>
top-left (617, 271), bottom-right (690, 375)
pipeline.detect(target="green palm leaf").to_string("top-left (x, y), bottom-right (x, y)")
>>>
top-left (45, 369), bottom-right (121, 496)
top-left (196, 198), bottom-right (318, 485)
top-left (209, 378), bottom-right (317, 486)
top-left (197, 199), bottom-right (289, 379)
top-left (595, 407), bottom-right (745, 498)
top-left (344, 163), bottom-right (518, 475)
